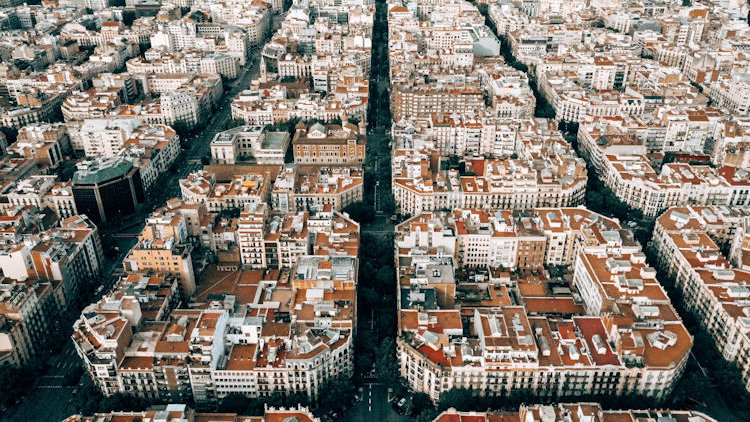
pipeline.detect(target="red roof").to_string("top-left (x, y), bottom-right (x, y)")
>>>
top-left (574, 317), bottom-right (620, 366)
top-left (417, 344), bottom-right (451, 367)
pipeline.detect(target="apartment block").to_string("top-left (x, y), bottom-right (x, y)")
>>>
top-left (123, 212), bottom-right (196, 296)
top-left (74, 256), bottom-right (356, 402)
top-left (64, 403), bottom-right (319, 422)
top-left (578, 120), bottom-right (749, 218)
top-left (395, 207), bottom-right (691, 401)
top-left (432, 403), bottom-right (716, 422)
top-left (10, 123), bottom-right (71, 169)
top-left (61, 89), bottom-right (122, 122)
top-left (650, 206), bottom-right (750, 391)
top-left (179, 169), bottom-right (272, 213)
top-left (392, 137), bottom-right (586, 216)
top-left (0, 279), bottom-right (59, 367)
top-left (272, 165), bottom-right (364, 213)
top-left (0, 213), bottom-right (103, 307)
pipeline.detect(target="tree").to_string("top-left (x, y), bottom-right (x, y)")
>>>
top-left (244, 398), bottom-right (266, 416)
top-left (0, 127), bottom-right (18, 144)
top-left (666, 366), bottom-right (704, 407)
top-left (359, 287), bottom-right (380, 311)
top-left (218, 393), bottom-right (248, 413)
top-left (682, 0), bottom-right (692, 5)
top-left (375, 265), bottom-right (395, 293)
top-left (0, 365), bottom-right (38, 408)
top-left (63, 365), bottom-right (83, 387)
top-left (342, 201), bottom-right (375, 224)
top-left (410, 392), bottom-right (435, 417)
top-left (511, 61), bottom-right (528, 73)
top-left (98, 393), bottom-right (148, 413)
top-left (381, 192), bottom-right (397, 215)
top-left (318, 376), bottom-right (355, 412)
top-left (74, 376), bottom-right (105, 414)
top-left (225, 118), bottom-right (246, 130)
top-left (438, 388), bottom-right (480, 412)
top-left (586, 189), bottom-right (604, 211)
top-left (171, 120), bottom-right (192, 139)
top-left (416, 408), bottom-right (440, 422)
top-left (374, 338), bottom-right (398, 387)
top-left (218, 207), bottom-right (242, 220)
top-left (122, 10), bottom-right (136, 26)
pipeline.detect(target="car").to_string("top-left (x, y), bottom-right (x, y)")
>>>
top-left (392, 397), bottom-right (409, 414)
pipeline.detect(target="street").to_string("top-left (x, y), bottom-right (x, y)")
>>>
top-left (337, 384), bottom-right (411, 422)
top-left (5, 342), bottom-right (80, 422)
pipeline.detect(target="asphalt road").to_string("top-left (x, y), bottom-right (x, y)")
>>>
top-left (338, 384), bottom-right (411, 422)
top-left (4, 341), bottom-right (80, 422)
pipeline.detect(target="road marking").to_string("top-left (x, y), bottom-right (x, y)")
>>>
top-left (368, 406), bottom-right (372, 412)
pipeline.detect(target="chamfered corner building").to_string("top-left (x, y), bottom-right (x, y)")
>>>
top-left (71, 156), bottom-right (145, 224)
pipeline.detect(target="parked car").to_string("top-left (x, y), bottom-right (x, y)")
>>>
top-left (391, 396), bottom-right (406, 411)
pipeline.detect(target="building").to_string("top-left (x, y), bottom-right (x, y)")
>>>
top-left (651, 206), bottom-right (750, 392)
top-left (0, 175), bottom-right (77, 220)
top-left (0, 280), bottom-right (59, 367)
top-left (0, 213), bottom-right (103, 312)
top-left (432, 403), bottom-right (717, 422)
top-left (10, 123), bottom-right (71, 169)
top-left (391, 84), bottom-right (485, 122)
top-left (392, 146), bottom-right (587, 216)
top-left (73, 257), bottom-right (356, 402)
top-left (63, 404), bottom-right (319, 422)
top-left (577, 120), bottom-right (747, 218)
top-left (210, 125), bottom-right (290, 165)
top-left (396, 207), bottom-right (691, 401)
top-left (237, 202), bottom-right (269, 269)
top-left (61, 89), bottom-right (122, 122)
top-left (272, 165), bottom-right (364, 213)
top-left (123, 126), bottom-right (181, 186)
top-left (77, 118), bottom-right (142, 158)
top-left (708, 74), bottom-right (750, 116)
top-left (123, 212), bottom-right (196, 296)
top-left (179, 169), bottom-right (272, 213)
top-left (292, 122), bottom-right (366, 166)
top-left (71, 156), bottom-right (145, 224)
